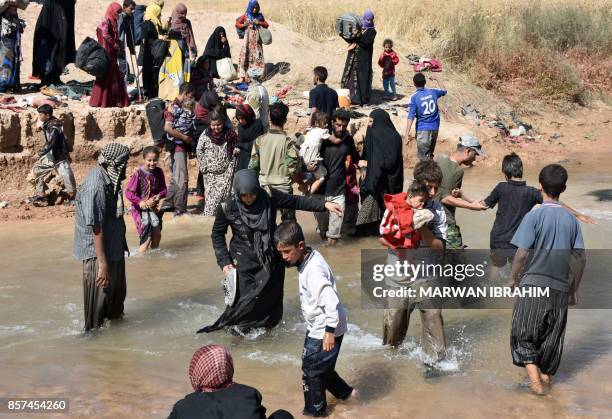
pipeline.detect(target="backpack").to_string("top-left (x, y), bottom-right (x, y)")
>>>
top-left (133, 4), bottom-right (146, 45)
top-left (75, 37), bottom-right (110, 78)
top-left (335, 13), bottom-right (362, 42)
top-left (146, 99), bottom-right (167, 146)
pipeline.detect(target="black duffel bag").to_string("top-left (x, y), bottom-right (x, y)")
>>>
top-left (146, 98), bottom-right (167, 145)
top-left (150, 39), bottom-right (169, 68)
top-left (75, 37), bottom-right (110, 78)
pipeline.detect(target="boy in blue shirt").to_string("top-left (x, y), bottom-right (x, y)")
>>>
top-left (404, 73), bottom-right (447, 161)
top-left (509, 164), bottom-right (586, 395)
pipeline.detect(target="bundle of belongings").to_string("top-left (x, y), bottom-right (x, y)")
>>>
top-left (379, 192), bottom-right (434, 249)
top-left (413, 58), bottom-right (442, 72)
top-left (0, 0), bottom-right (29, 14)
top-left (336, 13), bottom-right (362, 42)
top-left (75, 37), bottom-right (110, 78)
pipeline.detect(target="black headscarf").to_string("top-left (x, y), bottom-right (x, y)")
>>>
top-left (203, 26), bottom-right (231, 59)
top-left (233, 169), bottom-right (274, 270)
top-left (199, 90), bottom-right (219, 109)
top-left (361, 108), bottom-right (404, 198)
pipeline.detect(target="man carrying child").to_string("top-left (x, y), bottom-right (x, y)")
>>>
top-left (275, 221), bottom-right (354, 417)
top-left (509, 164), bottom-right (586, 395)
top-left (313, 109), bottom-right (360, 246)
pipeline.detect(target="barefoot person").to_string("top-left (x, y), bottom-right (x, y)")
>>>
top-left (73, 143), bottom-right (130, 331)
top-left (509, 164), bottom-right (586, 395)
top-left (125, 146), bottom-right (167, 253)
top-left (197, 169), bottom-right (342, 336)
top-left (275, 222), bottom-right (354, 417)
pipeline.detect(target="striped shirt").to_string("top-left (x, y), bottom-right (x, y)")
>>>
top-left (73, 166), bottom-right (127, 261)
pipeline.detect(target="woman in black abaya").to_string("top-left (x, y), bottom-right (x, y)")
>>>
top-left (341, 10), bottom-right (376, 106)
top-left (356, 108), bottom-right (404, 235)
top-left (200, 26), bottom-right (231, 79)
top-left (32, 0), bottom-right (76, 85)
top-left (198, 169), bottom-right (341, 335)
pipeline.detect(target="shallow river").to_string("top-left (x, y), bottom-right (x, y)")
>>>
top-left (1, 165), bottom-right (611, 418)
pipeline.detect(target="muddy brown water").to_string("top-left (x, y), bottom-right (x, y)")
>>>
top-left (1, 164), bottom-right (611, 418)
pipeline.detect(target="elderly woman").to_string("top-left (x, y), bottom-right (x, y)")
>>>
top-left (169, 345), bottom-right (293, 419)
top-left (235, 0), bottom-right (268, 83)
top-left (197, 169), bottom-right (342, 336)
top-left (341, 10), bottom-right (377, 106)
top-left (196, 108), bottom-right (238, 217)
top-left (356, 108), bottom-right (403, 235)
top-left (89, 3), bottom-right (130, 108)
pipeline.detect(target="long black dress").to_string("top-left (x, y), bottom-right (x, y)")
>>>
top-left (199, 188), bottom-right (326, 333)
top-left (32, 0), bottom-right (69, 85)
top-left (138, 20), bottom-right (160, 99)
top-left (201, 26), bottom-right (231, 79)
top-left (341, 27), bottom-right (376, 106)
top-left (357, 109), bottom-right (403, 235)
top-left (235, 119), bottom-right (264, 171)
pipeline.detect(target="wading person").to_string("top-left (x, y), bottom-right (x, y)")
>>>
top-left (161, 83), bottom-right (195, 216)
top-left (197, 169), bottom-right (342, 336)
top-left (509, 164), bottom-right (586, 395)
top-left (29, 104), bottom-right (76, 206)
top-left (125, 146), bottom-right (167, 253)
top-left (404, 73), bottom-right (447, 161)
top-left (73, 143), bottom-right (130, 332)
top-left (313, 109), bottom-right (360, 246)
top-left (356, 108), bottom-right (403, 236)
top-left (249, 102), bottom-right (299, 221)
top-left (168, 345), bottom-right (294, 419)
top-left (382, 160), bottom-right (449, 364)
top-left (275, 222), bottom-right (355, 417)
top-left (434, 135), bottom-right (488, 249)
top-left (196, 109), bottom-right (238, 217)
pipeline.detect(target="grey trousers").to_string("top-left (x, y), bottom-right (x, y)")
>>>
top-left (166, 151), bottom-right (189, 213)
top-left (31, 156), bottom-right (77, 194)
top-left (313, 194), bottom-right (345, 239)
top-left (416, 130), bottom-right (438, 161)
top-left (382, 305), bottom-right (446, 363)
top-left (83, 258), bottom-right (127, 331)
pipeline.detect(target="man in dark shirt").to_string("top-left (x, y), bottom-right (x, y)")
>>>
top-left (314, 109), bottom-right (360, 245)
top-left (117, 0), bottom-right (137, 84)
top-left (29, 104), bottom-right (77, 205)
top-left (309, 66), bottom-right (338, 129)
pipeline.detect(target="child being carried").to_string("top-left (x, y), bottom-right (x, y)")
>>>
top-left (298, 111), bottom-right (330, 195)
top-left (380, 180), bottom-right (434, 249)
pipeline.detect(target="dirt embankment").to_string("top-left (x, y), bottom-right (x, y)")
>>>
top-left (1, 3), bottom-right (610, 222)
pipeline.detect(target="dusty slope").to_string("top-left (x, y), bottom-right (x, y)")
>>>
top-left (0, 1), bottom-right (610, 221)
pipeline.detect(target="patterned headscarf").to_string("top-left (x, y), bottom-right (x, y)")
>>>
top-left (235, 104), bottom-right (256, 125)
top-left (363, 10), bottom-right (375, 29)
top-left (189, 345), bottom-right (235, 392)
top-left (98, 143), bottom-right (130, 218)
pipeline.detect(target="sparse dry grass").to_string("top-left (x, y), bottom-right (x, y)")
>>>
top-left (180, 0), bottom-right (611, 104)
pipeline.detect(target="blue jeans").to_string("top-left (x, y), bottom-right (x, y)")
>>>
top-left (301, 334), bottom-right (352, 417)
top-left (383, 76), bottom-right (397, 96)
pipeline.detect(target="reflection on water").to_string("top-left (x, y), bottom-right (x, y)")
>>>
top-left (1, 165), bottom-right (611, 418)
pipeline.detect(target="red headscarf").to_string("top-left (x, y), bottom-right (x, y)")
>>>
top-left (189, 345), bottom-right (235, 392)
top-left (105, 2), bottom-right (123, 32)
top-left (235, 104), bottom-right (256, 125)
